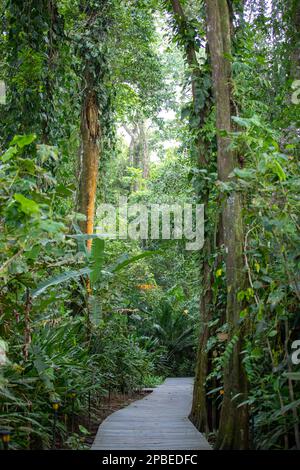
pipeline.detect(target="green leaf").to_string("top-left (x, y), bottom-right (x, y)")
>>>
top-left (14, 193), bottom-right (40, 215)
top-left (237, 290), bottom-right (245, 302)
top-left (79, 425), bottom-right (90, 435)
top-left (1, 146), bottom-right (18, 162)
top-left (68, 234), bottom-right (109, 240)
top-left (206, 386), bottom-right (223, 396)
top-left (233, 168), bottom-right (256, 179)
top-left (272, 398), bottom-right (300, 418)
top-left (36, 144), bottom-right (58, 163)
top-left (240, 308), bottom-right (248, 318)
top-left (31, 267), bottom-right (91, 298)
top-left (267, 289), bottom-right (285, 306)
top-left (39, 220), bottom-right (65, 234)
top-left (110, 250), bottom-right (161, 273)
top-left (232, 116), bottom-right (252, 128)
top-left (90, 239), bottom-right (105, 285)
top-left (272, 160), bottom-right (286, 181)
top-left (89, 295), bottom-right (102, 326)
top-left (268, 330), bottom-right (277, 338)
top-left (55, 184), bottom-right (74, 197)
top-left (17, 157), bottom-right (36, 173)
top-left (10, 134), bottom-right (36, 148)
top-left (33, 356), bottom-right (54, 391)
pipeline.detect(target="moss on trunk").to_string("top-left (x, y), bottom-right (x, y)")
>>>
top-left (78, 82), bottom-right (100, 251)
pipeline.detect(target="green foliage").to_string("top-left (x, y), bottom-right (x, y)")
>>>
top-left (0, 136), bottom-right (161, 448)
top-left (0, 0), bottom-right (299, 452)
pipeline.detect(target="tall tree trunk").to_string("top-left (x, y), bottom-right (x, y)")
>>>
top-left (123, 124), bottom-right (136, 166)
top-left (76, 0), bottom-right (112, 250)
top-left (169, 0), bottom-right (214, 432)
top-left (78, 74), bottom-right (100, 251)
top-left (290, 0), bottom-right (300, 79)
top-left (205, 0), bottom-right (249, 449)
top-left (287, 3), bottom-right (300, 448)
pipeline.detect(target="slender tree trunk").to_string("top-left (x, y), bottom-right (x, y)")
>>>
top-left (124, 120), bottom-right (149, 186)
top-left (123, 124), bottom-right (135, 166)
top-left (78, 72), bottom-right (101, 251)
top-left (139, 121), bottom-right (149, 179)
top-left (205, 0), bottom-right (249, 449)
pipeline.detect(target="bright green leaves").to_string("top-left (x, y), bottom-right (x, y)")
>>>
top-left (230, 114), bottom-right (289, 187)
top-left (31, 232), bottom-right (160, 298)
top-left (11, 134), bottom-right (36, 149)
top-left (220, 334), bottom-right (239, 368)
top-left (36, 144), bottom-right (59, 164)
top-left (233, 152), bottom-right (287, 183)
top-left (167, 284), bottom-right (185, 303)
top-left (0, 135), bottom-right (67, 286)
top-left (1, 134), bottom-right (36, 162)
top-left (90, 238), bottom-right (105, 286)
top-left (254, 261), bottom-right (260, 273)
top-left (1, 146), bottom-right (18, 162)
top-left (233, 168), bottom-right (256, 179)
top-left (237, 288), bottom-right (255, 302)
top-left (257, 153), bottom-right (287, 182)
top-left (14, 194), bottom-right (40, 216)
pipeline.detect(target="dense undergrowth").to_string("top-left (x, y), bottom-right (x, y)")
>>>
top-left (0, 137), bottom-right (196, 449)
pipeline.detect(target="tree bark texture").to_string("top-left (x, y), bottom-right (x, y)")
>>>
top-left (78, 76), bottom-right (101, 251)
top-left (205, 0), bottom-right (249, 449)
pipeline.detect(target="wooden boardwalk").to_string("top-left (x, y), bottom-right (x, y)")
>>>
top-left (92, 377), bottom-right (211, 450)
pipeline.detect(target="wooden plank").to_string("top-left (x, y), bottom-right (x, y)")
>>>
top-left (91, 377), bottom-right (211, 450)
